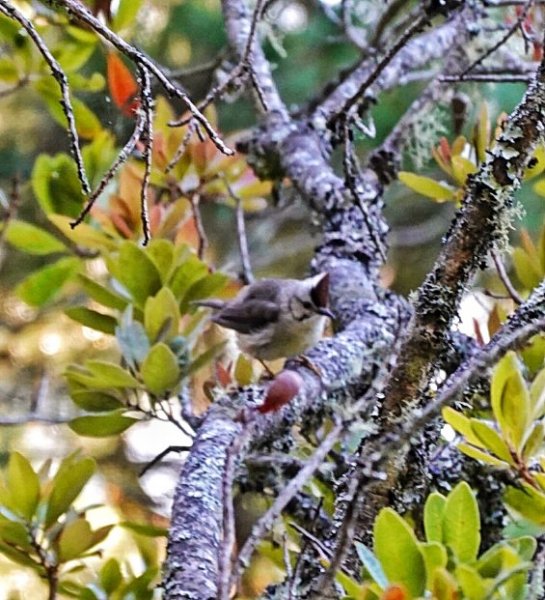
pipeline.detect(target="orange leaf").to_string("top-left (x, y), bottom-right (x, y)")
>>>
top-left (107, 52), bottom-right (140, 117)
top-left (380, 585), bottom-right (407, 600)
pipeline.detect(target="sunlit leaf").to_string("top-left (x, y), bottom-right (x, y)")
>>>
top-left (374, 508), bottom-right (426, 597)
top-left (45, 455), bottom-right (96, 528)
top-left (443, 482), bottom-right (480, 564)
top-left (65, 306), bottom-right (117, 334)
top-left (140, 343), bottom-right (180, 396)
top-left (423, 491), bottom-right (446, 543)
top-left (107, 52), bottom-right (139, 117)
top-left (70, 412), bottom-right (138, 438)
top-left (5, 220), bottom-right (67, 255)
top-left (398, 172), bottom-right (455, 202)
top-left (16, 256), bottom-right (80, 307)
top-left (6, 453), bottom-right (40, 520)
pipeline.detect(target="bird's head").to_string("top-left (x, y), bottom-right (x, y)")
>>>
top-left (288, 272), bottom-right (335, 322)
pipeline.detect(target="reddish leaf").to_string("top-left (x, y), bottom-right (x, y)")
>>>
top-left (381, 585), bottom-right (407, 600)
top-left (258, 370), bottom-right (303, 414)
top-left (107, 52), bottom-right (140, 117)
top-left (215, 362), bottom-right (232, 388)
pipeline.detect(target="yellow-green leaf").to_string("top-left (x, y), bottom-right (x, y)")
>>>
top-left (140, 343), bottom-right (180, 396)
top-left (398, 172), bottom-right (455, 202)
top-left (443, 482), bottom-right (480, 564)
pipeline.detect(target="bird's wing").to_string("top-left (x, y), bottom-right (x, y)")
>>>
top-left (212, 299), bottom-right (279, 334)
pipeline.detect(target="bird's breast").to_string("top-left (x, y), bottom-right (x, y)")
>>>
top-left (237, 315), bottom-right (326, 360)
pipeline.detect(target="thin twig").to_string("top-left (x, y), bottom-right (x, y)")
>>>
top-left (342, 120), bottom-right (387, 263)
top-left (170, 0), bottom-right (267, 127)
top-left (54, 0), bottom-right (233, 156)
top-left (0, 0), bottom-right (90, 195)
top-left (441, 73), bottom-right (533, 82)
top-left (138, 65), bottom-right (153, 246)
top-left (70, 91), bottom-right (147, 229)
top-left (235, 194), bottom-right (254, 285)
top-left (139, 445), bottom-right (191, 477)
top-left (459, 0), bottom-right (535, 78)
top-left (288, 498), bottom-right (324, 599)
top-left (337, 13), bottom-right (430, 119)
top-left (165, 119), bottom-right (197, 174)
top-left (491, 250), bottom-right (524, 304)
top-left (230, 421), bottom-right (344, 592)
top-left (190, 193), bottom-right (208, 260)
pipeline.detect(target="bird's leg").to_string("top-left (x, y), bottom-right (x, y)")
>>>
top-left (257, 359), bottom-right (276, 379)
top-left (290, 355), bottom-right (323, 378)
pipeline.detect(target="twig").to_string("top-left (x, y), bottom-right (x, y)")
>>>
top-left (459, 0), bottom-right (535, 78)
top-left (441, 73), bottom-right (533, 82)
top-left (170, 0), bottom-right (267, 127)
top-left (138, 65), bottom-right (153, 246)
top-left (0, 0), bottom-right (90, 195)
top-left (190, 193), bottom-right (208, 260)
top-left (235, 193), bottom-right (254, 285)
top-left (69, 102), bottom-right (147, 228)
top-left (288, 498), bottom-right (324, 599)
top-left (342, 120), bottom-right (387, 262)
top-left (139, 445), bottom-right (191, 477)
top-left (53, 0), bottom-right (233, 156)
top-left (337, 13), bottom-right (430, 119)
top-left (491, 250), bottom-right (524, 304)
top-left (230, 421), bottom-right (344, 592)
top-left (165, 119), bottom-right (197, 174)
top-left (218, 425), bottom-right (253, 600)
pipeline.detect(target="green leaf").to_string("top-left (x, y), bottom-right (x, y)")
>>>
top-left (0, 518), bottom-right (32, 550)
top-left (45, 455), bottom-right (96, 528)
top-left (455, 564), bottom-right (489, 600)
top-left (144, 287), bottom-right (180, 342)
top-left (419, 541), bottom-right (448, 589)
top-left (169, 254), bottom-right (208, 302)
top-left (146, 239), bottom-right (175, 282)
top-left (0, 540), bottom-right (40, 568)
top-left (5, 220), bottom-right (67, 255)
top-left (58, 518), bottom-right (93, 562)
top-left (457, 442), bottom-right (510, 467)
top-left (522, 421), bottom-right (545, 460)
top-left (49, 215), bottom-right (118, 252)
top-left (180, 272), bottom-right (228, 313)
top-left (70, 390), bottom-right (123, 413)
top-left (512, 247), bottom-right (542, 290)
top-left (374, 508), bottom-right (426, 597)
top-left (140, 343), bottom-right (180, 396)
top-left (507, 536), bottom-right (537, 561)
top-left (530, 367), bottom-right (545, 419)
top-left (442, 407), bottom-right (483, 448)
top-left (77, 274), bottom-right (128, 310)
top-left (504, 483), bottom-right (545, 525)
top-left (69, 412), bottom-right (138, 438)
top-left (432, 567), bottom-right (459, 600)
top-left (184, 341), bottom-right (227, 377)
top-left (119, 521), bottom-right (168, 537)
top-left (108, 241), bottom-right (162, 306)
top-left (234, 353), bottom-right (255, 386)
top-left (112, 0), bottom-right (144, 31)
top-left (398, 171), bottom-right (455, 202)
top-left (424, 491), bottom-right (446, 543)
top-left (65, 307), bottom-right (116, 335)
top-left (100, 558), bottom-right (122, 593)
top-left (354, 542), bottom-right (388, 589)
top-left (443, 482), bottom-right (480, 564)
top-left (32, 154), bottom-right (84, 218)
top-left (16, 257), bottom-right (80, 307)
top-left (5, 452), bottom-right (40, 520)
top-left (85, 360), bottom-right (139, 388)
top-left (469, 419), bottom-right (513, 464)
top-left (116, 308), bottom-right (150, 368)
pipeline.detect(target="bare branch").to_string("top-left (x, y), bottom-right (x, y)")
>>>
top-left (0, 0), bottom-right (90, 195)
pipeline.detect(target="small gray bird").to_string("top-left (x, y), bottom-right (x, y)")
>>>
top-left (195, 273), bottom-right (334, 361)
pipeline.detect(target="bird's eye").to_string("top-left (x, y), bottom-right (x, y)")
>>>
top-left (301, 301), bottom-right (312, 310)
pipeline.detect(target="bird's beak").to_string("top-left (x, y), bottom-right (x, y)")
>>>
top-left (316, 307), bottom-right (335, 320)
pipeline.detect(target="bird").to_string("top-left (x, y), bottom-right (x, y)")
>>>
top-left (194, 273), bottom-right (334, 364)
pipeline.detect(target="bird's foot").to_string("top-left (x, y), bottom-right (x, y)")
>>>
top-left (257, 359), bottom-right (276, 380)
top-left (290, 355), bottom-right (323, 378)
